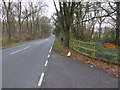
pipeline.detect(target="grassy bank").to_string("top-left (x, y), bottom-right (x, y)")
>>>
top-left (1, 37), bottom-right (45, 50)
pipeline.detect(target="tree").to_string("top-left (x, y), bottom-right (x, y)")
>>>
top-left (100, 2), bottom-right (120, 45)
top-left (2, 0), bottom-right (51, 46)
top-left (53, 0), bottom-right (76, 47)
top-left (2, 0), bottom-right (12, 41)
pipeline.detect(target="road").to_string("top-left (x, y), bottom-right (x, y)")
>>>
top-left (42, 51), bottom-right (118, 88)
top-left (2, 35), bottom-right (118, 88)
top-left (2, 35), bottom-right (55, 88)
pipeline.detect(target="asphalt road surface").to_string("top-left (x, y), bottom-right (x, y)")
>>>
top-left (2, 35), bottom-right (55, 88)
top-left (42, 51), bottom-right (118, 88)
top-left (2, 35), bottom-right (118, 88)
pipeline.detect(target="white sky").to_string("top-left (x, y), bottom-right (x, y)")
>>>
top-left (0, 0), bottom-right (59, 18)
top-left (1, 0), bottom-right (117, 18)
top-left (0, 0), bottom-right (115, 29)
top-left (43, 0), bottom-right (59, 18)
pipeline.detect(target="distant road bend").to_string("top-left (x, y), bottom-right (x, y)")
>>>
top-left (2, 35), bottom-right (55, 88)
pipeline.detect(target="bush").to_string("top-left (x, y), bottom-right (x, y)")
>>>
top-left (2, 40), bottom-right (12, 46)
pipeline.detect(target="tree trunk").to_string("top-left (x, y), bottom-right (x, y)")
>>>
top-left (89, 25), bottom-right (94, 41)
top-left (18, 1), bottom-right (22, 40)
top-left (64, 28), bottom-right (70, 47)
top-left (7, 21), bottom-right (11, 41)
top-left (115, 2), bottom-right (120, 45)
top-left (99, 23), bottom-right (102, 39)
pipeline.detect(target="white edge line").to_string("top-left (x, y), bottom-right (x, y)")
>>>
top-left (44, 60), bottom-right (48, 67)
top-left (38, 73), bottom-right (45, 87)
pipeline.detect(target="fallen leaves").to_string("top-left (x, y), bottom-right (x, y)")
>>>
top-left (53, 41), bottom-right (119, 77)
top-left (103, 43), bottom-right (117, 49)
top-left (63, 47), bottom-right (119, 77)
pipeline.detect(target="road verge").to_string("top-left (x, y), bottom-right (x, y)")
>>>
top-left (53, 39), bottom-right (120, 77)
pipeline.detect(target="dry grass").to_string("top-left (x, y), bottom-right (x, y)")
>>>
top-left (1, 38), bottom-right (43, 50)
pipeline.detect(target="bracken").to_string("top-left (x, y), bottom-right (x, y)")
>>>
top-left (103, 43), bottom-right (117, 49)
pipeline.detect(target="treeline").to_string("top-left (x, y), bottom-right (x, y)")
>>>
top-left (53, 1), bottom-right (120, 47)
top-left (1, 0), bottom-right (52, 46)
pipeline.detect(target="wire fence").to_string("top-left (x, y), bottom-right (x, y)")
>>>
top-left (69, 39), bottom-right (120, 64)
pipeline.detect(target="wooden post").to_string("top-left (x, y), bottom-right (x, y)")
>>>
top-left (92, 42), bottom-right (96, 58)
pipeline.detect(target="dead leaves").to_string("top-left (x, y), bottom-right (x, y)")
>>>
top-left (63, 47), bottom-right (119, 77)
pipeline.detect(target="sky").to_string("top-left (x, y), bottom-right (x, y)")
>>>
top-left (43, 0), bottom-right (58, 18)
top-left (0, 0), bottom-right (59, 18)
top-left (1, 0), bottom-right (117, 18)
top-left (1, 0), bottom-right (115, 29)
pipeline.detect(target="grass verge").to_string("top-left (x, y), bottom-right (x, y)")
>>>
top-left (1, 37), bottom-right (45, 50)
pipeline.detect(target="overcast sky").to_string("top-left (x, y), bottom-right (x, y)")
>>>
top-left (1, 0), bottom-right (115, 29)
top-left (1, 0), bottom-right (59, 18)
top-left (1, 0), bottom-right (116, 18)
top-left (43, 0), bottom-right (58, 18)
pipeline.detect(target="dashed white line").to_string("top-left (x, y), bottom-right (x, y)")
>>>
top-left (49, 47), bottom-right (52, 53)
top-left (44, 60), bottom-right (48, 67)
top-left (35, 43), bottom-right (39, 45)
top-left (48, 40), bottom-right (54, 53)
top-left (35, 42), bottom-right (41, 45)
top-left (10, 46), bottom-right (31, 55)
top-left (48, 54), bottom-right (50, 58)
top-left (35, 43), bottom-right (38, 45)
top-left (38, 73), bottom-right (45, 87)
top-left (24, 46), bottom-right (31, 49)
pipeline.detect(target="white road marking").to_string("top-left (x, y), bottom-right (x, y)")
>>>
top-left (48, 54), bottom-right (50, 58)
top-left (49, 47), bottom-right (52, 53)
top-left (10, 46), bottom-right (31, 55)
top-left (51, 40), bottom-right (54, 48)
top-left (35, 42), bottom-right (41, 45)
top-left (44, 60), bottom-right (48, 67)
top-left (48, 40), bottom-right (54, 53)
top-left (38, 73), bottom-right (45, 87)
top-left (35, 43), bottom-right (39, 45)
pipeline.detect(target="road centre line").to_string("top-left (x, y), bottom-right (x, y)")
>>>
top-left (48, 40), bottom-right (54, 53)
top-left (44, 60), bottom-right (48, 67)
top-left (49, 47), bottom-right (52, 53)
top-left (35, 42), bottom-right (41, 45)
top-left (38, 73), bottom-right (45, 87)
top-left (51, 40), bottom-right (54, 48)
top-left (10, 46), bottom-right (31, 55)
top-left (48, 54), bottom-right (50, 58)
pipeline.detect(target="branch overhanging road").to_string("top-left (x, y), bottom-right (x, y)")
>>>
top-left (2, 35), bottom-right (118, 88)
top-left (2, 35), bottom-right (55, 88)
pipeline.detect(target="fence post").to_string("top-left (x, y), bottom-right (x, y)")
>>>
top-left (92, 42), bottom-right (96, 58)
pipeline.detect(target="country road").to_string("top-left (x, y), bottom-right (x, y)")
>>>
top-left (42, 51), bottom-right (118, 88)
top-left (2, 35), bottom-right (55, 88)
top-left (2, 35), bottom-right (118, 88)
